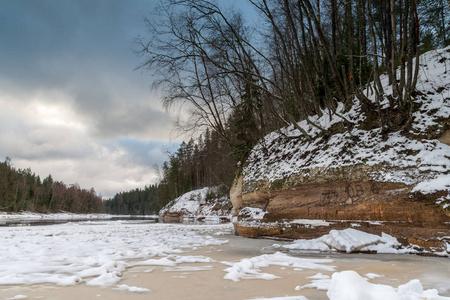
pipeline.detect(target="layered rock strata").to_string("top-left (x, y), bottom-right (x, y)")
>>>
top-left (232, 175), bottom-right (449, 252)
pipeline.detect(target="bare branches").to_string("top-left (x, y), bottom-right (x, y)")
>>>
top-left (136, 0), bottom-right (429, 161)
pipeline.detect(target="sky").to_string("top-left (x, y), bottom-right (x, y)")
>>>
top-left (0, 0), bottom-right (185, 198)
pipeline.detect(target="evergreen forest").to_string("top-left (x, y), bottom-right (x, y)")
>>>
top-left (0, 158), bottom-right (103, 213)
top-left (119, 0), bottom-right (449, 214)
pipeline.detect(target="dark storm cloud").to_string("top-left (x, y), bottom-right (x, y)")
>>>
top-left (0, 0), bottom-right (171, 140)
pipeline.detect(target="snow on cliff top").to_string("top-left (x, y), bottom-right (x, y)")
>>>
top-left (244, 47), bottom-right (450, 198)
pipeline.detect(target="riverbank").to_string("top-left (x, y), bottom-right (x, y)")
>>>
top-left (0, 212), bottom-right (157, 226)
top-left (0, 211), bottom-right (158, 220)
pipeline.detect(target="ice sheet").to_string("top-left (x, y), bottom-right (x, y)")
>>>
top-left (0, 221), bottom-right (230, 287)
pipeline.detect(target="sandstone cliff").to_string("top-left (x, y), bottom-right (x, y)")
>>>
top-left (231, 47), bottom-right (450, 254)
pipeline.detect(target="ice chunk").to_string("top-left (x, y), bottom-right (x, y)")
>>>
top-left (282, 229), bottom-right (396, 253)
top-left (115, 284), bottom-right (151, 293)
top-left (223, 252), bottom-right (334, 282)
top-left (327, 271), bottom-right (450, 300)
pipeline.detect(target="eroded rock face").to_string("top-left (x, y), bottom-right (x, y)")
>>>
top-left (230, 48), bottom-right (450, 253)
top-left (231, 174), bottom-right (450, 252)
top-left (439, 129), bottom-right (450, 146)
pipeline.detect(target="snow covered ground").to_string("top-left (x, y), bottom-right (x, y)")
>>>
top-left (0, 221), bottom-right (449, 299)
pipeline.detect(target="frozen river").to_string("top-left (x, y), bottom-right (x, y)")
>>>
top-left (0, 219), bottom-right (449, 300)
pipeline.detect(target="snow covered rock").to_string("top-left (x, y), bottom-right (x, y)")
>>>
top-left (231, 47), bottom-right (450, 254)
top-left (159, 187), bottom-right (233, 221)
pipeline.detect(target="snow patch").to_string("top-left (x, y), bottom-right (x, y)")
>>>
top-left (297, 274), bottom-right (331, 291)
top-left (222, 252), bottom-right (334, 282)
top-left (159, 187), bottom-right (233, 218)
top-left (238, 207), bottom-right (268, 220)
top-left (412, 175), bottom-right (450, 194)
top-left (291, 219), bottom-right (332, 227)
top-left (365, 273), bottom-right (384, 279)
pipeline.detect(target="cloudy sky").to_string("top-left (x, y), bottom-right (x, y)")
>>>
top-left (0, 0), bottom-right (187, 198)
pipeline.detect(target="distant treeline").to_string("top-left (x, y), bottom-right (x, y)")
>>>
top-left (103, 129), bottom-right (235, 215)
top-left (0, 157), bottom-right (103, 213)
top-left (103, 185), bottom-right (159, 215)
top-left (1, 127), bottom-right (235, 216)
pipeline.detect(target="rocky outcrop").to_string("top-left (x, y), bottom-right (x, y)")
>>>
top-left (159, 187), bottom-right (233, 222)
top-left (231, 48), bottom-right (450, 254)
top-left (232, 175), bottom-right (450, 251)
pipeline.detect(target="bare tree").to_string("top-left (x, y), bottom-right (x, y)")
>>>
top-left (136, 0), bottom-right (280, 161)
top-left (137, 0), bottom-right (426, 154)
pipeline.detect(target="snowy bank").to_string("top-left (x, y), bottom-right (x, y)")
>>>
top-left (231, 47), bottom-right (450, 251)
top-left (159, 187), bottom-right (233, 220)
top-left (242, 47), bottom-right (450, 193)
top-left (0, 211), bottom-right (157, 226)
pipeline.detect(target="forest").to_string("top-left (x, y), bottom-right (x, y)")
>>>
top-left (135, 0), bottom-right (449, 165)
top-left (0, 157), bottom-right (103, 213)
top-left (2, 0), bottom-right (449, 215)
top-left (116, 0), bottom-right (449, 214)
